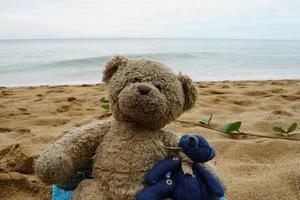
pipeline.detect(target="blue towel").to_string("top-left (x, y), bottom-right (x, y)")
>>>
top-left (219, 196), bottom-right (228, 200)
top-left (52, 185), bottom-right (74, 200)
top-left (51, 170), bottom-right (93, 200)
top-left (52, 181), bottom-right (228, 200)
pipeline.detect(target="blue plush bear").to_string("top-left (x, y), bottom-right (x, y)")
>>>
top-left (135, 134), bottom-right (226, 200)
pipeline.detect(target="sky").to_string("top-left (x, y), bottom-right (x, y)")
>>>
top-left (1, 0), bottom-right (300, 40)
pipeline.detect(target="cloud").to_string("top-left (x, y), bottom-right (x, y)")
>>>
top-left (0, 0), bottom-right (299, 39)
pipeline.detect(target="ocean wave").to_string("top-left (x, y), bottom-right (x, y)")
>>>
top-left (0, 55), bottom-right (108, 74)
top-left (2, 50), bottom-right (280, 74)
top-left (48, 52), bottom-right (203, 67)
top-left (0, 52), bottom-right (212, 74)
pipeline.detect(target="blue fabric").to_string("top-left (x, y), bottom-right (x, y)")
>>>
top-left (52, 170), bottom-right (92, 200)
top-left (52, 185), bottom-right (74, 200)
top-left (135, 134), bottom-right (225, 200)
top-left (135, 179), bottom-right (175, 200)
top-left (178, 135), bottom-right (216, 163)
top-left (52, 134), bottom-right (225, 200)
top-left (144, 157), bottom-right (181, 185)
top-left (194, 164), bottom-right (224, 197)
top-left (171, 165), bottom-right (205, 200)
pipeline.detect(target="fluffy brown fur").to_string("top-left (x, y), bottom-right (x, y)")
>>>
top-left (35, 56), bottom-right (203, 199)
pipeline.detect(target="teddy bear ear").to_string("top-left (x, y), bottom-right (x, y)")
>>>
top-left (102, 55), bottom-right (128, 82)
top-left (178, 73), bottom-right (198, 110)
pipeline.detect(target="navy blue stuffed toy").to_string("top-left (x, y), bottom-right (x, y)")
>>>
top-left (135, 134), bottom-right (226, 200)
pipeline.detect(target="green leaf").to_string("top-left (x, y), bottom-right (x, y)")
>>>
top-left (199, 114), bottom-right (213, 126)
top-left (101, 103), bottom-right (110, 111)
top-left (100, 96), bottom-right (105, 102)
top-left (287, 122), bottom-right (297, 133)
top-left (219, 121), bottom-right (242, 134)
top-left (273, 127), bottom-right (286, 134)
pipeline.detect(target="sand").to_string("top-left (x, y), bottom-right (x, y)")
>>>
top-left (0, 80), bottom-right (299, 200)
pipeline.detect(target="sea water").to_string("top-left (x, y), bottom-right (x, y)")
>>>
top-left (0, 38), bottom-right (299, 86)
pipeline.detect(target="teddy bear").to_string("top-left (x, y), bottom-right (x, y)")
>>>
top-left (35, 55), bottom-right (214, 200)
top-left (135, 135), bottom-right (225, 200)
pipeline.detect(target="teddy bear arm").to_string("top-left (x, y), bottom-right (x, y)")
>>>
top-left (144, 157), bottom-right (181, 185)
top-left (194, 164), bottom-right (225, 197)
top-left (35, 120), bottom-right (111, 187)
top-left (200, 162), bottom-right (226, 193)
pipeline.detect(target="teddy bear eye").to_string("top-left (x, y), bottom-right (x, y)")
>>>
top-left (132, 78), bottom-right (141, 83)
top-left (154, 83), bottom-right (162, 91)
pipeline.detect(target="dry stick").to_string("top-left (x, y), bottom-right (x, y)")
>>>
top-left (175, 120), bottom-right (300, 141)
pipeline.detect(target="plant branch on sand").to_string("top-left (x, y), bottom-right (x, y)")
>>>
top-left (100, 101), bottom-right (299, 141)
top-left (176, 119), bottom-right (300, 141)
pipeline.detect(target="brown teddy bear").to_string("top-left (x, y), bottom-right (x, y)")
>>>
top-left (35, 56), bottom-right (199, 199)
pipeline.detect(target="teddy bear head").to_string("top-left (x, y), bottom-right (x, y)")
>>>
top-left (179, 135), bottom-right (215, 162)
top-left (102, 56), bottom-right (197, 130)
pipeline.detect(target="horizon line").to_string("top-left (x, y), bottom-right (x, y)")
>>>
top-left (1, 37), bottom-right (300, 41)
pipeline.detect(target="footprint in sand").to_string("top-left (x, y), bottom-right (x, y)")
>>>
top-left (230, 99), bottom-right (254, 106)
top-left (34, 98), bottom-right (44, 102)
top-left (18, 108), bottom-right (28, 112)
top-left (197, 85), bottom-right (208, 88)
top-left (56, 104), bottom-right (71, 113)
top-left (269, 88), bottom-right (286, 94)
top-left (266, 104), bottom-right (282, 111)
top-left (280, 95), bottom-right (300, 101)
top-left (207, 90), bottom-right (228, 95)
top-left (211, 96), bottom-right (228, 104)
top-left (271, 81), bottom-right (285, 85)
top-left (8, 112), bottom-right (17, 117)
top-left (222, 85), bottom-right (230, 89)
top-left (0, 90), bottom-right (13, 95)
top-left (67, 97), bottom-right (77, 102)
top-left (15, 128), bottom-right (31, 133)
top-left (243, 91), bottom-right (267, 96)
top-left (233, 82), bottom-right (246, 86)
top-left (228, 105), bottom-right (247, 113)
top-left (32, 118), bottom-right (70, 127)
top-left (67, 97), bottom-right (84, 105)
top-left (0, 127), bottom-right (12, 133)
top-left (272, 110), bottom-right (293, 117)
top-left (80, 84), bottom-right (92, 87)
top-left (46, 88), bottom-right (65, 94)
top-left (260, 94), bottom-right (273, 98)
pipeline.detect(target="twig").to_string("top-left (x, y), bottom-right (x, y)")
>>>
top-left (175, 120), bottom-right (300, 141)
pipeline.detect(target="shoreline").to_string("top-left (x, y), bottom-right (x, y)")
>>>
top-left (0, 79), bottom-right (299, 199)
top-left (0, 78), bottom-right (299, 89)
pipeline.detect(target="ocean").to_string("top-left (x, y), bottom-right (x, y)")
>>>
top-left (0, 38), bottom-right (299, 87)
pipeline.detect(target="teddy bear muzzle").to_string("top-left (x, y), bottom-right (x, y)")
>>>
top-left (118, 83), bottom-right (168, 123)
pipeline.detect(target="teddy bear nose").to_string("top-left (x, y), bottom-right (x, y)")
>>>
top-left (137, 85), bottom-right (152, 95)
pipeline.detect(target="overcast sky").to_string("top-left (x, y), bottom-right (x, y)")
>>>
top-left (1, 0), bottom-right (300, 39)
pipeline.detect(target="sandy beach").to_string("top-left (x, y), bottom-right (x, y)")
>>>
top-left (0, 80), bottom-right (299, 200)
